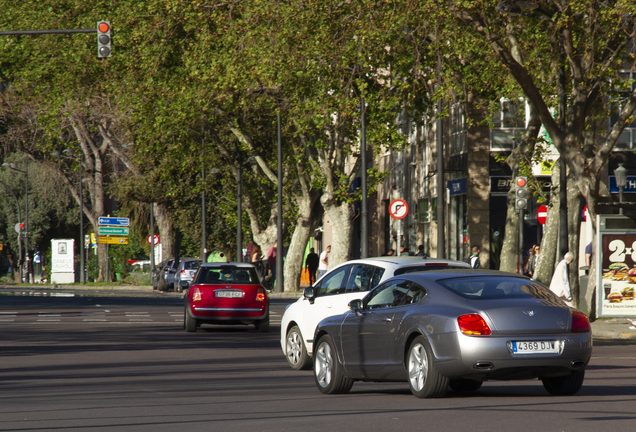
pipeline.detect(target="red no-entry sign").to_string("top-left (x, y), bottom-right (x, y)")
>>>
top-left (537, 205), bottom-right (548, 224)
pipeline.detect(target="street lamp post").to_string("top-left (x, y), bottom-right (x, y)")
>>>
top-left (203, 168), bottom-right (220, 263)
top-left (615, 164), bottom-right (627, 215)
top-left (2, 157), bottom-right (30, 283)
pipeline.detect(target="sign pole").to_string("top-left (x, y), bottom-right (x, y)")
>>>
top-left (519, 208), bottom-right (524, 274)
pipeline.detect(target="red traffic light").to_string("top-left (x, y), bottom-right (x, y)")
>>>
top-left (98, 22), bottom-right (110, 33)
top-left (516, 177), bottom-right (527, 188)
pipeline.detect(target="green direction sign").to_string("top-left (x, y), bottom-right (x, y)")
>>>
top-left (98, 226), bottom-right (130, 236)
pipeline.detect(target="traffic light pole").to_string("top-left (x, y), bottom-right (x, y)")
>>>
top-left (0, 29), bottom-right (96, 36)
top-left (519, 208), bottom-right (524, 274)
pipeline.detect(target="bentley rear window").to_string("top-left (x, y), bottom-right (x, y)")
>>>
top-left (438, 276), bottom-right (558, 301)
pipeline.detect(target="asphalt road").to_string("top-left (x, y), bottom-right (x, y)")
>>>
top-left (1, 289), bottom-right (636, 432)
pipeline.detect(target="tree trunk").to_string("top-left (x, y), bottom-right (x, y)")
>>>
top-left (499, 188), bottom-right (521, 273)
top-left (283, 206), bottom-right (312, 292)
top-left (154, 203), bottom-right (174, 260)
top-left (534, 162), bottom-right (561, 286)
top-left (567, 172), bottom-right (583, 308)
top-left (322, 199), bottom-right (353, 268)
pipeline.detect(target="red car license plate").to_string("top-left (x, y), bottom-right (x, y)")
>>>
top-left (216, 290), bottom-right (243, 298)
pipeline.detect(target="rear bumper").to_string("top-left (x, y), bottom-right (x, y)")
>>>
top-left (434, 331), bottom-right (592, 380)
top-left (188, 304), bottom-right (268, 324)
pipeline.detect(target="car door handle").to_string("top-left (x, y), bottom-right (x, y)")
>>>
top-left (383, 318), bottom-right (392, 322)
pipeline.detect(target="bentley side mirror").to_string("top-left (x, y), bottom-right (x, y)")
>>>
top-left (348, 299), bottom-right (363, 316)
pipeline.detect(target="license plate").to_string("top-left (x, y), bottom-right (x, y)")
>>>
top-left (216, 290), bottom-right (243, 298)
top-left (512, 341), bottom-right (559, 354)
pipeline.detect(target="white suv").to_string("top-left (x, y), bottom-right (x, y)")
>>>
top-left (280, 256), bottom-right (471, 370)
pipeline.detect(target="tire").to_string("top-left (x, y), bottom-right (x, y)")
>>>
top-left (185, 307), bottom-right (198, 332)
top-left (314, 335), bottom-right (353, 394)
top-left (449, 379), bottom-right (483, 393)
top-left (285, 326), bottom-right (312, 370)
top-left (407, 336), bottom-right (449, 398)
top-left (541, 370), bottom-right (585, 396)
top-left (255, 318), bottom-right (270, 333)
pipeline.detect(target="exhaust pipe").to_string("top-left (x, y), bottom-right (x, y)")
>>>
top-left (571, 360), bottom-right (585, 368)
top-left (473, 362), bottom-right (494, 370)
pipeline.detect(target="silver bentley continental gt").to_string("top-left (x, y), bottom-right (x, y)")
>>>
top-left (312, 270), bottom-right (592, 398)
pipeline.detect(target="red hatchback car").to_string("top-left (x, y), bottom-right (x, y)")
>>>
top-left (184, 262), bottom-right (269, 332)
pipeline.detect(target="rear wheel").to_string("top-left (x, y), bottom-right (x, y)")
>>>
top-left (542, 370), bottom-right (585, 396)
top-left (407, 336), bottom-right (449, 398)
top-left (449, 379), bottom-right (483, 393)
top-left (314, 335), bottom-right (353, 394)
top-left (286, 326), bottom-right (312, 370)
top-left (185, 307), bottom-right (198, 332)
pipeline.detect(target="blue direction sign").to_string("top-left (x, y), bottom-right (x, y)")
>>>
top-left (98, 217), bottom-right (130, 226)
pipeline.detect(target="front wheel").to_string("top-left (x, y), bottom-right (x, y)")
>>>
top-left (314, 335), bottom-right (353, 394)
top-left (286, 326), bottom-right (312, 370)
top-left (542, 370), bottom-right (585, 396)
top-left (407, 336), bottom-right (449, 398)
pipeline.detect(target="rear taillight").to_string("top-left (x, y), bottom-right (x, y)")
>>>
top-left (458, 314), bottom-right (492, 336)
top-left (192, 287), bottom-right (201, 301)
top-left (256, 287), bottom-right (266, 302)
top-left (180, 270), bottom-right (186, 275)
top-left (571, 311), bottom-right (591, 333)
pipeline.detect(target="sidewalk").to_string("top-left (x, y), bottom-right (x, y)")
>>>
top-left (590, 318), bottom-right (636, 340)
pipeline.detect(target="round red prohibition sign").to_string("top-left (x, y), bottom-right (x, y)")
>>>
top-left (537, 205), bottom-right (548, 225)
top-left (147, 234), bottom-right (160, 245)
top-left (389, 199), bottom-right (409, 220)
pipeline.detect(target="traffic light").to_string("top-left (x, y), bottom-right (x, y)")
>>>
top-left (515, 177), bottom-right (528, 210)
top-left (97, 21), bottom-right (111, 58)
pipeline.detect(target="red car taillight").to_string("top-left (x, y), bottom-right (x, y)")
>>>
top-left (192, 287), bottom-right (202, 301)
top-left (571, 311), bottom-right (591, 333)
top-left (256, 287), bottom-right (266, 302)
top-left (180, 270), bottom-right (186, 275)
top-left (458, 314), bottom-right (492, 336)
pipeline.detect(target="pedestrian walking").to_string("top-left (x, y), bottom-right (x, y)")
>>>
top-left (266, 242), bottom-right (277, 285)
top-left (318, 245), bottom-right (331, 279)
top-left (306, 247), bottom-right (319, 285)
top-left (523, 246), bottom-right (534, 276)
top-left (528, 244), bottom-right (539, 278)
top-left (251, 245), bottom-right (264, 278)
top-left (549, 252), bottom-right (574, 307)
top-left (469, 245), bottom-right (480, 269)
